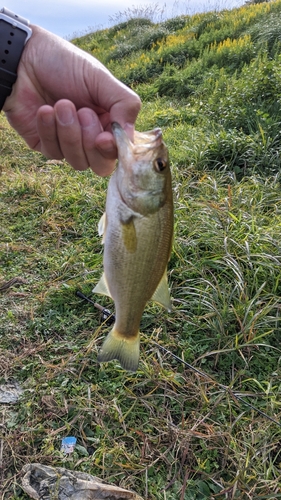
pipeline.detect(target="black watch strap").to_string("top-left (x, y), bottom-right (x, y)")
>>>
top-left (0, 8), bottom-right (32, 110)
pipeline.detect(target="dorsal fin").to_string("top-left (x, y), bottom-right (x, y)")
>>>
top-left (98, 213), bottom-right (107, 244)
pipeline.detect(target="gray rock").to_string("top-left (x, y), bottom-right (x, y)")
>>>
top-left (0, 381), bottom-right (23, 404)
top-left (21, 463), bottom-right (143, 500)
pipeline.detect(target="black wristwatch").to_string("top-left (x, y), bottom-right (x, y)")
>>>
top-left (0, 7), bottom-right (32, 110)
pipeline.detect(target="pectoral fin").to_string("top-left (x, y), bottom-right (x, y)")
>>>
top-left (92, 273), bottom-right (112, 298)
top-left (122, 219), bottom-right (137, 253)
top-left (152, 270), bottom-right (172, 311)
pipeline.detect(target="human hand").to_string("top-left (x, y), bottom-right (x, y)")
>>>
top-left (3, 25), bottom-right (141, 176)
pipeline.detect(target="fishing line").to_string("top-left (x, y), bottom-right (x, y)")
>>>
top-left (154, 343), bottom-right (281, 428)
top-left (76, 291), bottom-right (281, 428)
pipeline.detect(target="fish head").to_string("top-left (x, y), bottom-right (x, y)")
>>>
top-left (112, 122), bottom-right (171, 215)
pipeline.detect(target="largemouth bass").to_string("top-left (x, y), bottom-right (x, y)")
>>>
top-left (93, 123), bottom-right (173, 371)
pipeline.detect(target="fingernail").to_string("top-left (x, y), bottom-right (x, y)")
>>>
top-left (41, 112), bottom-right (54, 126)
top-left (56, 106), bottom-right (75, 126)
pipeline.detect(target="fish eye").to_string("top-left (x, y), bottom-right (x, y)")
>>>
top-left (154, 158), bottom-right (167, 172)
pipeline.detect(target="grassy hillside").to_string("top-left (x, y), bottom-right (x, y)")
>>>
top-left (1, 1), bottom-right (281, 498)
top-left (74, 0), bottom-right (281, 177)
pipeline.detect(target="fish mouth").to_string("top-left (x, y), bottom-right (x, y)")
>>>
top-left (112, 122), bottom-right (164, 155)
top-left (133, 128), bottom-right (163, 154)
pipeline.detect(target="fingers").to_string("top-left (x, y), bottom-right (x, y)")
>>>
top-left (54, 100), bottom-right (90, 171)
top-left (36, 105), bottom-right (64, 159)
top-left (77, 108), bottom-right (116, 176)
top-left (36, 100), bottom-right (116, 175)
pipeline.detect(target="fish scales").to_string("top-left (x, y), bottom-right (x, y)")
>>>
top-left (105, 188), bottom-right (172, 334)
top-left (93, 122), bottom-right (173, 372)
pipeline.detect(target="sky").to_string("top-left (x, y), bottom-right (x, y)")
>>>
top-left (5, 0), bottom-right (247, 39)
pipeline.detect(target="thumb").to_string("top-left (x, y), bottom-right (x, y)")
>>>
top-left (109, 89), bottom-right (141, 142)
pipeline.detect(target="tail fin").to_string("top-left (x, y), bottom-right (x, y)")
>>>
top-left (97, 326), bottom-right (140, 372)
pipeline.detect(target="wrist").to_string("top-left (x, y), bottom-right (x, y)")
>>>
top-left (0, 7), bottom-right (32, 111)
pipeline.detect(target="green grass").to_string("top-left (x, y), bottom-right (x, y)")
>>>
top-left (2, 1), bottom-right (281, 498)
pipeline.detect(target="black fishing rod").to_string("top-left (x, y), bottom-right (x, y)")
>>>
top-left (76, 290), bottom-right (115, 324)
